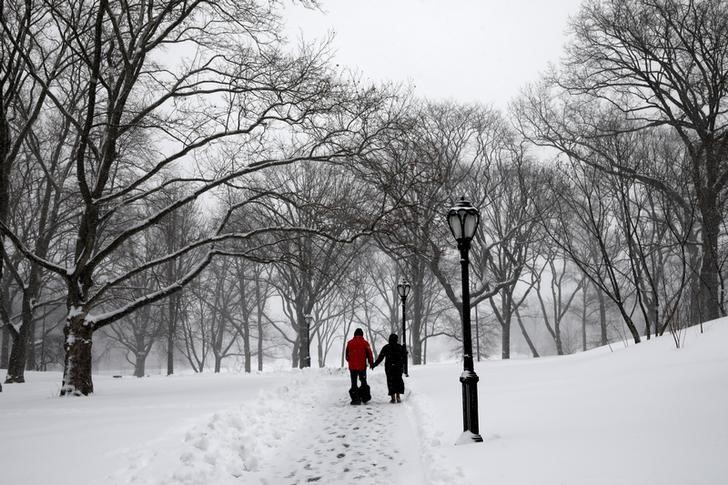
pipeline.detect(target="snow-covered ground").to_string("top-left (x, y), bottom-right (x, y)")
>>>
top-left (1, 319), bottom-right (727, 485)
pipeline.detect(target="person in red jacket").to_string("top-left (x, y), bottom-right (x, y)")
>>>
top-left (345, 328), bottom-right (374, 404)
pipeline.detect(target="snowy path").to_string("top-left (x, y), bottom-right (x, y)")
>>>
top-left (103, 369), bottom-right (428, 485)
top-left (261, 371), bottom-right (426, 485)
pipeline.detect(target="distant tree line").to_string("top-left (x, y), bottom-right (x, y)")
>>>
top-left (0, 0), bottom-right (725, 396)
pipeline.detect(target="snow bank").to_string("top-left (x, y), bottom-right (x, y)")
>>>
top-left (108, 371), bottom-right (325, 485)
top-left (0, 371), bottom-right (292, 485)
top-left (407, 386), bottom-right (467, 484)
top-left (408, 318), bottom-right (728, 485)
top-left (2, 320), bottom-right (726, 485)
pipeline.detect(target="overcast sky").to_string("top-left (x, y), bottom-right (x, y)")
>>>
top-left (283, 0), bottom-right (584, 109)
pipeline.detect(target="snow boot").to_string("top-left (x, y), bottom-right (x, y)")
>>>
top-left (396, 394), bottom-right (401, 403)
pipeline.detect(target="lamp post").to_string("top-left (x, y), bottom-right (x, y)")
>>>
top-left (397, 280), bottom-right (411, 376)
top-left (447, 197), bottom-right (483, 443)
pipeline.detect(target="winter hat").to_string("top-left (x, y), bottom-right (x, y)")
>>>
top-left (354, 328), bottom-right (364, 337)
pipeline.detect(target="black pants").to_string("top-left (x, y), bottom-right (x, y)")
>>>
top-left (349, 369), bottom-right (367, 391)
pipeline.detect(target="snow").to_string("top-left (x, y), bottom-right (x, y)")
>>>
top-left (67, 306), bottom-right (84, 319)
top-left (1, 319), bottom-right (727, 485)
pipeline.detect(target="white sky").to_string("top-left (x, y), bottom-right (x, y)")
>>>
top-left (283, 0), bottom-right (584, 109)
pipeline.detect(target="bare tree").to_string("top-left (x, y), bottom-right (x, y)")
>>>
top-left (104, 303), bottom-right (164, 377)
top-left (479, 155), bottom-right (543, 359)
top-left (153, 188), bottom-right (202, 376)
top-left (0, 1), bottom-right (400, 395)
top-left (517, 0), bottom-right (728, 321)
top-left (2, 89), bottom-right (80, 383)
top-left (264, 163), bottom-right (374, 368)
top-left (228, 257), bottom-right (271, 373)
top-left (0, 1), bottom-right (75, 389)
top-left (533, 249), bottom-right (585, 355)
top-left (178, 278), bottom-right (209, 373)
top-left (541, 160), bottom-right (645, 342)
top-left (375, 101), bottom-right (510, 364)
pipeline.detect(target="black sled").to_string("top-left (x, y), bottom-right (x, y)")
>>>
top-left (349, 384), bottom-right (371, 405)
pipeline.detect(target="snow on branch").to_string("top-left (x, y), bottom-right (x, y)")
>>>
top-left (0, 220), bottom-right (68, 277)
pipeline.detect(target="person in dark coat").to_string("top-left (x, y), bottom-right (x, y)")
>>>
top-left (345, 328), bottom-right (374, 404)
top-left (372, 333), bottom-right (406, 403)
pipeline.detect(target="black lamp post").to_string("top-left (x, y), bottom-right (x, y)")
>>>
top-left (397, 280), bottom-right (411, 376)
top-left (447, 197), bottom-right (483, 443)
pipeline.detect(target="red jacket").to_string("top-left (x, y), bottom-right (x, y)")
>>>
top-left (345, 336), bottom-right (374, 371)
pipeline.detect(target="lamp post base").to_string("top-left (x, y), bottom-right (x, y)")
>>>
top-left (459, 370), bottom-right (482, 442)
top-left (455, 430), bottom-right (484, 445)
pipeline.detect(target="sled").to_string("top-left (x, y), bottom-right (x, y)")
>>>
top-left (359, 383), bottom-right (371, 404)
top-left (348, 383), bottom-right (371, 405)
top-left (349, 387), bottom-right (361, 405)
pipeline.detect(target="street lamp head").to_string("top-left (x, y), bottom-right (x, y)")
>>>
top-left (447, 197), bottom-right (480, 243)
top-left (397, 280), bottom-right (411, 298)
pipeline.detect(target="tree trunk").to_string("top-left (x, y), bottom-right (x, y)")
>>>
top-left (60, 312), bottom-right (94, 396)
top-left (316, 329), bottom-right (324, 367)
top-left (619, 307), bottom-right (642, 343)
top-left (297, 311), bottom-right (311, 368)
top-left (646, 296), bottom-right (658, 341)
top-left (133, 353), bottom-right (146, 377)
top-left (5, 327), bottom-right (23, 382)
top-left (5, 295), bottom-right (33, 383)
top-left (298, 325), bottom-right (308, 369)
top-left (691, 142), bottom-right (723, 321)
top-left (554, 317), bottom-right (564, 355)
top-left (686, 244), bottom-right (703, 327)
top-left (501, 293), bottom-right (512, 359)
top-left (597, 284), bottom-right (608, 346)
top-left (501, 319), bottom-right (511, 359)
top-left (581, 284), bottom-right (588, 352)
top-left (410, 267), bottom-right (425, 365)
top-left (213, 315), bottom-right (225, 373)
top-left (166, 284), bottom-right (177, 376)
top-left (1, 324), bottom-right (9, 368)
top-left (26, 319), bottom-right (36, 370)
top-left (515, 309), bottom-right (539, 358)
top-left (5, 237), bottom-right (47, 381)
top-left (0, 115), bottom-right (10, 375)
top-left (164, 207), bottom-right (179, 376)
top-left (243, 319), bottom-right (251, 373)
top-left (291, 338), bottom-right (299, 368)
top-left (256, 310), bottom-right (263, 372)
top-left (38, 315), bottom-right (48, 371)
top-left (255, 278), bottom-right (264, 372)
top-left (475, 302), bottom-right (481, 361)
top-left (236, 266), bottom-right (252, 373)
top-left (697, 207), bottom-right (722, 322)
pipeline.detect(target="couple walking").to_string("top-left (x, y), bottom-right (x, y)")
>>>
top-left (345, 328), bottom-right (406, 405)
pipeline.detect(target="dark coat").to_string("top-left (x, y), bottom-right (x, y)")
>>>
top-left (373, 340), bottom-right (405, 395)
top-left (373, 343), bottom-right (405, 371)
